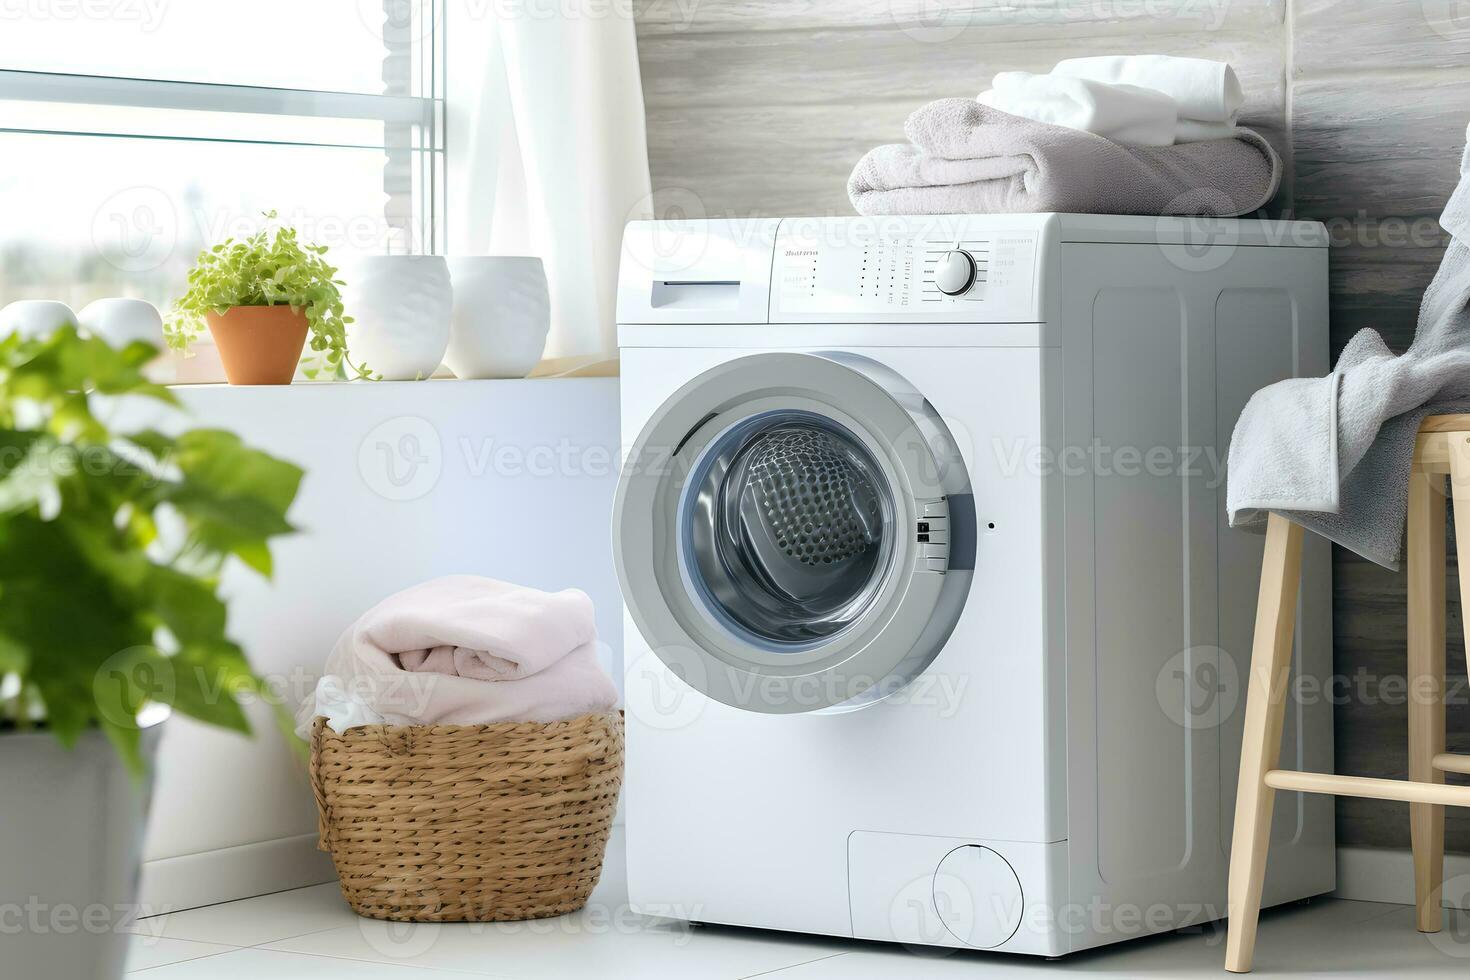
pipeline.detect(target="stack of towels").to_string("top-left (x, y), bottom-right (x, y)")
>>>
top-left (979, 55), bottom-right (1244, 147)
top-left (849, 54), bottom-right (1280, 218)
top-left (294, 575), bottom-right (619, 736)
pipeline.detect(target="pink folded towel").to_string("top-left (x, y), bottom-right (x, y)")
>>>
top-left (299, 575), bottom-right (619, 729)
top-left (390, 577), bottom-right (596, 680)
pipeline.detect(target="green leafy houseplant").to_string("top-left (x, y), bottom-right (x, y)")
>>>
top-left (0, 325), bottom-right (304, 773)
top-left (165, 213), bottom-right (373, 381)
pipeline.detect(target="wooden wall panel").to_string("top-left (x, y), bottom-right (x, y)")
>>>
top-left (1293, 73), bottom-right (1470, 221)
top-left (1323, 235), bottom-right (1444, 356)
top-left (634, 0), bottom-right (1284, 37)
top-left (1294, 0), bottom-right (1470, 74)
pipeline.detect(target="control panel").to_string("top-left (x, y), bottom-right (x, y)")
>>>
top-left (615, 215), bottom-right (1049, 326)
top-left (770, 217), bottom-right (1041, 323)
top-left (915, 498), bottom-right (951, 573)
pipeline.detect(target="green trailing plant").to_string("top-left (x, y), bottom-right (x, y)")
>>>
top-left (165, 212), bottom-right (375, 380)
top-left (0, 325), bottom-right (305, 774)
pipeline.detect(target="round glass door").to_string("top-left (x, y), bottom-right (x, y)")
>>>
top-left (613, 352), bottom-right (976, 714)
top-left (680, 410), bottom-right (898, 651)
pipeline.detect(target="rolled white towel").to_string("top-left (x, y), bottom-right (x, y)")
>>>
top-left (1174, 117), bottom-right (1240, 144)
top-left (1052, 54), bottom-right (1244, 124)
top-left (979, 72), bottom-right (1178, 148)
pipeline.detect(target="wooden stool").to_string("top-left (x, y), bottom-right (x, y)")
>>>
top-left (1226, 414), bottom-right (1470, 972)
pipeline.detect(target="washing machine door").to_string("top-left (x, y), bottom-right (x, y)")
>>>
top-left (614, 351), bottom-right (976, 714)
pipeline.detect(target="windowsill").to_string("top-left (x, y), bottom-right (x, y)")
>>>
top-left (166, 376), bottom-right (612, 388)
top-left (157, 351), bottom-right (618, 385)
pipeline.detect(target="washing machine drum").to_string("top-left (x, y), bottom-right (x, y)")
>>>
top-left (614, 352), bottom-right (976, 714)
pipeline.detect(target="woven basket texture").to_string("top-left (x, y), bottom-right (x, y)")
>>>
top-left (310, 711), bottom-right (624, 922)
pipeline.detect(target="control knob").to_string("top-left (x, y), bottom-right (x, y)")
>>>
top-left (934, 250), bottom-right (978, 296)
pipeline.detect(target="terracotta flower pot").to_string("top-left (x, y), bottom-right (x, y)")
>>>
top-left (205, 305), bottom-right (310, 385)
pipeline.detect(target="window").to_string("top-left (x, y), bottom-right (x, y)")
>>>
top-left (0, 0), bottom-right (444, 311)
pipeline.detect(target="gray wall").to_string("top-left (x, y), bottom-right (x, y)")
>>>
top-left (632, 0), bottom-right (1470, 853)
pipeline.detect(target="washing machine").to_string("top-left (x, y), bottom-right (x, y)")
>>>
top-left (611, 214), bottom-right (1335, 956)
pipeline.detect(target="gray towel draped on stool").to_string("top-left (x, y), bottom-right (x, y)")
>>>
top-left (1226, 124), bottom-right (1470, 568)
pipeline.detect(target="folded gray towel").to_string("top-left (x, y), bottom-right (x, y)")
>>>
top-left (1227, 124), bottom-right (1470, 568)
top-left (848, 98), bottom-right (1281, 217)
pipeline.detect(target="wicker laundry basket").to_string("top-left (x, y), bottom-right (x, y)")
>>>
top-left (309, 711), bottom-right (623, 922)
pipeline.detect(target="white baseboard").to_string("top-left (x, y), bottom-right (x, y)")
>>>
top-left (139, 833), bottom-right (336, 914)
top-left (1335, 846), bottom-right (1470, 910)
top-left (136, 837), bottom-right (1459, 918)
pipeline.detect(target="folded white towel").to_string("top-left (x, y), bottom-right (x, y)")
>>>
top-left (296, 675), bottom-right (385, 737)
top-left (978, 72), bottom-right (1178, 147)
top-left (1053, 54), bottom-right (1244, 124)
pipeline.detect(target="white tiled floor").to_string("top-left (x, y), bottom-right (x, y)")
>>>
top-left (125, 831), bottom-right (1470, 978)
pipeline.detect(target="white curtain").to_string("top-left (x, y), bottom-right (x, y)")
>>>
top-left (447, 3), bottom-right (653, 365)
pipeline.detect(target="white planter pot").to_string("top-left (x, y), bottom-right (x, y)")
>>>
top-left (0, 300), bottom-right (76, 341)
top-left (340, 256), bottom-right (452, 381)
top-left (445, 257), bottom-right (551, 380)
top-left (1, 724), bottom-right (161, 980)
top-left (76, 298), bottom-right (165, 351)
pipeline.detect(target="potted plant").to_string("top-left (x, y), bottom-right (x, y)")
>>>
top-left (0, 325), bottom-right (303, 978)
top-left (165, 213), bottom-right (372, 384)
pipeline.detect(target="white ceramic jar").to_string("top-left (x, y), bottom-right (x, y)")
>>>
top-left (340, 255), bottom-right (453, 380)
top-left (76, 298), bottom-right (165, 350)
top-left (444, 257), bottom-right (551, 380)
top-left (0, 300), bottom-right (76, 341)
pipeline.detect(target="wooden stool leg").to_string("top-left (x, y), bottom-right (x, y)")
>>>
top-left (1226, 513), bottom-right (1305, 974)
top-left (1408, 440), bottom-right (1470, 934)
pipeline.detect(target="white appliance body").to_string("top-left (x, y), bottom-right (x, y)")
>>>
top-left (613, 214), bottom-right (1334, 956)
